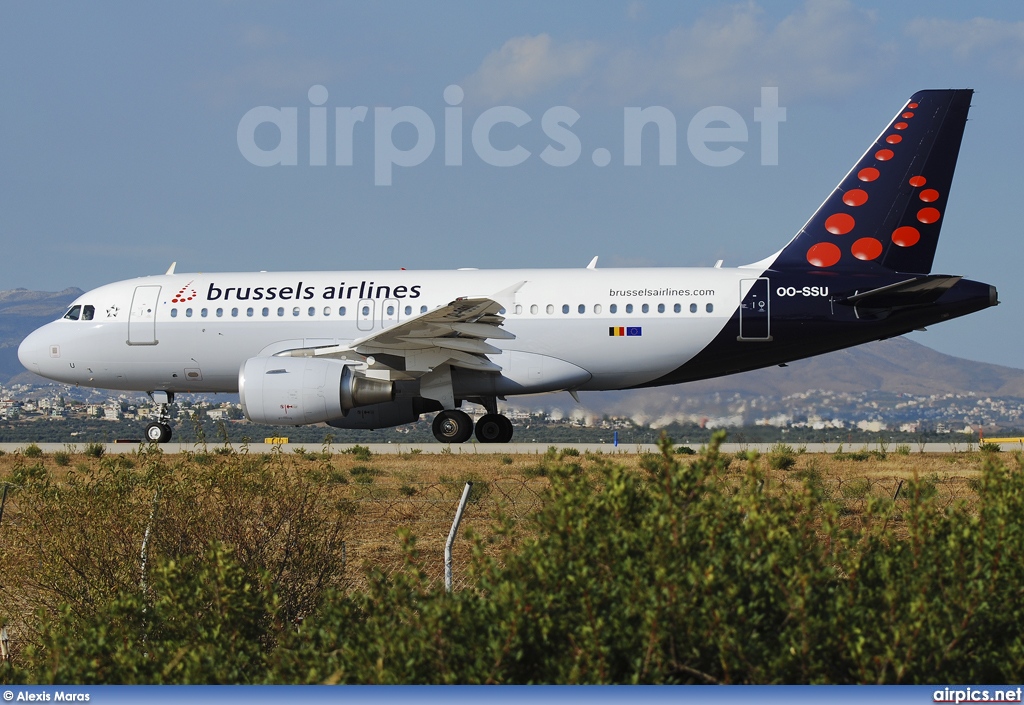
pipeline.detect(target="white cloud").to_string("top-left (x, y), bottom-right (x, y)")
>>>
top-left (605, 0), bottom-right (890, 107)
top-left (462, 0), bottom-right (891, 108)
top-left (462, 33), bottom-right (601, 103)
top-left (906, 16), bottom-right (1024, 75)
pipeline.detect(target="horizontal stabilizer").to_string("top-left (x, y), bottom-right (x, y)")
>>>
top-left (837, 275), bottom-right (962, 308)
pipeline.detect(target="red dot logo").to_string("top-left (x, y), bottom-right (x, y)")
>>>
top-left (886, 134), bottom-right (902, 144)
top-left (902, 111), bottom-right (914, 118)
top-left (843, 189), bottom-right (868, 207)
top-left (908, 175), bottom-right (927, 187)
top-left (858, 167), bottom-right (879, 182)
top-left (908, 102), bottom-right (919, 109)
top-left (894, 122), bottom-right (908, 130)
top-left (892, 226), bottom-right (921, 247)
top-left (807, 242), bottom-right (841, 268)
top-left (875, 149), bottom-right (894, 161)
top-left (851, 237), bottom-right (883, 261)
top-left (917, 207), bottom-right (941, 224)
top-left (919, 189), bottom-right (940, 202)
top-left (825, 213), bottom-right (855, 235)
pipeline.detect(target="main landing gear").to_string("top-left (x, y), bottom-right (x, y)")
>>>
top-left (431, 409), bottom-right (514, 444)
top-left (144, 391), bottom-right (174, 444)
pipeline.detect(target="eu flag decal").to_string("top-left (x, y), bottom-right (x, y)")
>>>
top-left (609, 327), bottom-right (642, 337)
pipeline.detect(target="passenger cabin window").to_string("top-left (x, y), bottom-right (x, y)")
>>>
top-left (609, 304), bottom-right (617, 314)
top-left (361, 305), bottom-right (370, 316)
top-left (64, 305), bottom-right (81, 321)
top-left (420, 305), bottom-right (427, 314)
top-left (706, 303), bottom-right (714, 313)
top-left (657, 303), bottom-right (665, 313)
top-left (292, 307), bottom-right (300, 317)
top-left (201, 308), bottom-right (208, 318)
top-left (690, 303), bottom-right (698, 313)
top-left (530, 304), bottom-right (538, 314)
top-left (170, 309), bottom-right (178, 318)
top-left (626, 304), bottom-right (633, 314)
top-left (277, 307), bottom-right (284, 317)
top-left (578, 304), bottom-right (586, 314)
top-left (185, 308), bottom-right (193, 317)
top-left (339, 306), bottom-right (347, 316)
top-left (231, 308), bottom-right (238, 317)
top-left (323, 306), bottom-right (331, 316)
top-left (216, 308), bottom-right (223, 317)
top-left (546, 304), bottom-right (554, 314)
top-left (594, 304), bottom-right (602, 314)
top-left (261, 307), bottom-right (269, 317)
top-left (405, 305), bottom-right (412, 315)
top-left (642, 304), bottom-right (649, 313)
top-left (674, 303), bottom-right (681, 313)
top-left (562, 304), bottom-right (569, 314)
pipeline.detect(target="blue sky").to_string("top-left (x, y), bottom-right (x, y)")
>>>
top-left (2, 0), bottom-right (1023, 366)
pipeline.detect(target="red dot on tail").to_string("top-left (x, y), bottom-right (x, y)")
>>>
top-left (908, 102), bottom-right (919, 109)
top-left (919, 189), bottom-right (940, 202)
top-left (894, 122), bottom-right (908, 130)
top-left (892, 226), bottom-right (921, 247)
top-left (902, 111), bottom-right (914, 118)
top-left (851, 237), bottom-right (883, 261)
top-left (886, 134), bottom-right (902, 144)
top-left (875, 149), bottom-right (894, 161)
top-left (825, 213), bottom-right (855, 235)
top-left (858, 167), bottom-right (879, 182)
top-left (807, 242), bottom-right (841, 268)
top-left (843, 189), bottom-right (868, 207)
top-left (909, 175), bottom-right (927, 187)
top-left (917, 207), bottom-right (941, 224)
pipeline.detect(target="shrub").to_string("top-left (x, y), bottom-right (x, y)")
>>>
top-left (84, 443), bottom-right (105, 459)
top-left (767, 443), bottom-right (797, 471)
top-left (345, 445), bottom-right (372, 461)
top-left (22, 443), bottom-right (43, 458)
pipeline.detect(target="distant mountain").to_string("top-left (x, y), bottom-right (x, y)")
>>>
top-left (3, 289), bottom-right (1022, 423)
top-left (0, 287), bottom-right (83, 382)
top-left (559, 337), bottom-right (1024, 424)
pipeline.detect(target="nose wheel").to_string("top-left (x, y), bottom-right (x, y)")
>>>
top-left (145, 390), bottom-right (174, 443)
top-left (145, 422), bottom-right (172, 444)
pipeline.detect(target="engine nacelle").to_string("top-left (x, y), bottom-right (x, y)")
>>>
top-left (238, 357), bottom-right (394, 426)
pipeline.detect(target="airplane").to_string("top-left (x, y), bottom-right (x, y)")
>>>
top-left (18, 89), bottom-right (997, 444)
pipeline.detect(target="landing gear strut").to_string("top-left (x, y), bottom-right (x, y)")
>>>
top-left (145, 391), bottom-right (174, 444)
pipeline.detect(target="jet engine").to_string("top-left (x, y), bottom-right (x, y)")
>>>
top-left (239, 356), bottom-right (394, 425)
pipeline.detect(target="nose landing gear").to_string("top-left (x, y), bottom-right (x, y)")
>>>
top-left (145, 390), bottom-right (174, 443)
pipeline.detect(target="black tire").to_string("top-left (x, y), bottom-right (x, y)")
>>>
top-left (145, 422), bottom-right (172, 443)
top-left (497, 414), bottom-right (514, 443)
top-left (432, 410), bottom-right (473, 443)
top-left (475, 414), bottom-right (505, 443)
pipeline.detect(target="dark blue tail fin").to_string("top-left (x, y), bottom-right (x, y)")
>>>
top-left (769, 89), bottom-right (972, 274)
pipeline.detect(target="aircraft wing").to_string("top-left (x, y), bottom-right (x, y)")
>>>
top-left (276, 282), bottom-right (524, 375)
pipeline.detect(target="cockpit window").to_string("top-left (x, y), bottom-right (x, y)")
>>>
top-left (81, 305), bottom-right (95, 321)
top-left (63, 305), bottom-right (81, 321)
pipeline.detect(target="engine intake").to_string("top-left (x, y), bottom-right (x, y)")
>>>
top-left (239, 356), bottom-right (394, 425)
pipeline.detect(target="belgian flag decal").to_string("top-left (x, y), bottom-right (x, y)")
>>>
top-left (609, 326), bottom-right (642, 337)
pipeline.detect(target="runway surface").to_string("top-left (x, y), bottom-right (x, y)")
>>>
top-left (0, 441), bottom-right (1015, 454)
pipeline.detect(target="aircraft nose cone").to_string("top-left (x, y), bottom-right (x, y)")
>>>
top-left (18, 328), bottom-right (46, 374)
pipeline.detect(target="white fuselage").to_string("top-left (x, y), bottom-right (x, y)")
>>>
top-left (18, 267), bottom-right (759, 396)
